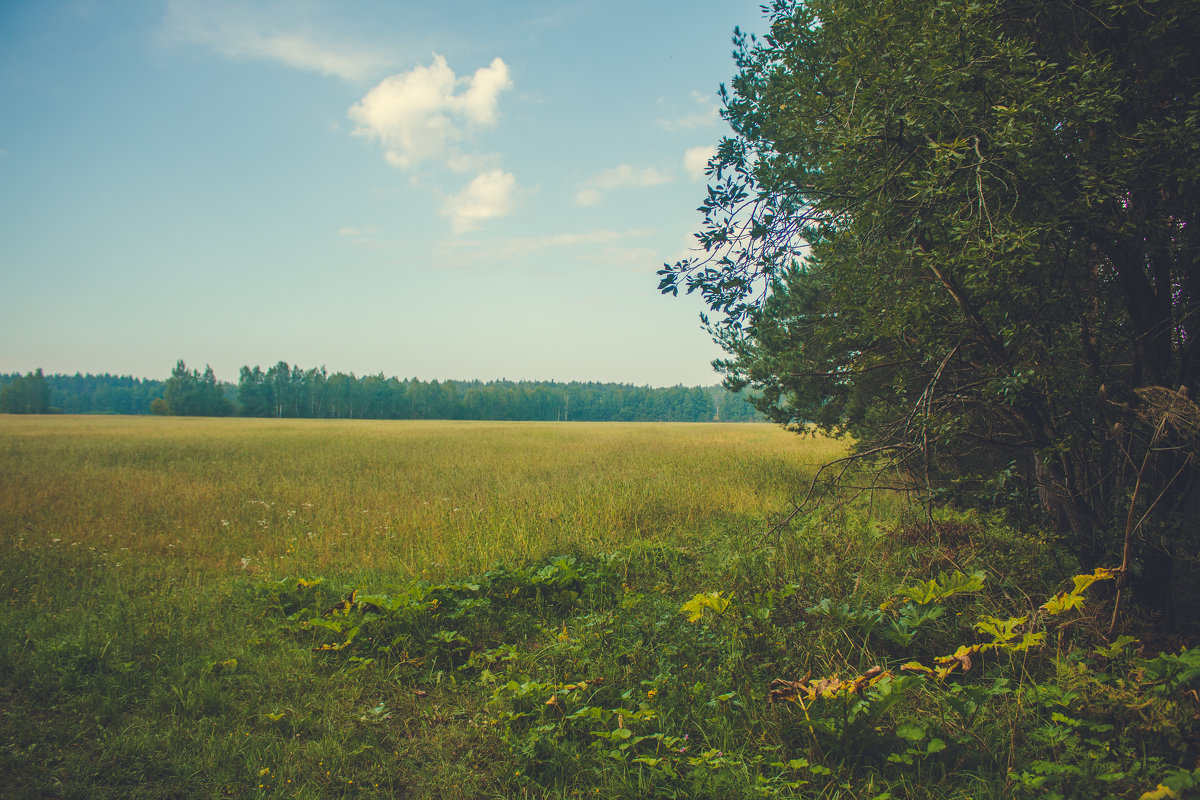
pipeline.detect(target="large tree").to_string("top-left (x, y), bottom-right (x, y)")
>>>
top-left (163, 360), bottom-right (233, 417)
top-left (661, 0), bottom-right (1199, 619)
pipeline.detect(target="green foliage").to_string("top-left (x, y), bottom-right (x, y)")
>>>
top-left (0, 368), bottom-right (51, 414)
top-left (0, 371), bottom-right (169, 415)
top-left (4, 365), bottom-right (767, 421)
top-left (259, 531), bottom-right (1198, 799)
top-left (661, 0), bottom-right (1200, 617)
top-left (3, 419), bottom-right (1196, 798)
top-left (163, 360), bottom-right (233, 417)
top-left (891, 570), bottom-right (985, 607)
top-left (680, 590), bottom-right (732, 622)
top-left (236, 360), bottom-right (764, 422)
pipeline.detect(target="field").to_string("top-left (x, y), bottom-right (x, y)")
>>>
top-left (2, 417), bottom-right (1196, 799)
top-left (0, 416), bottom-right (840, 578)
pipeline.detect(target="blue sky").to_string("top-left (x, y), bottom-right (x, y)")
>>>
top-left (0, 0), bottom-right (766, 386)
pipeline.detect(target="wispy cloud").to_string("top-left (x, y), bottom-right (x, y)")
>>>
top-left (657, 90), bottom-right (721, 131)
top-left (493, 228), bottom-right (655, 259)
top-left (592, 164), bottom-right (672, 189)
top-left (580, 246), bottom-right (662, 272)
top-left (349, 55), bottom-right (512, 171)
top-left (440, 227), bottom-right (655, 260)
top-left (574, 188), bottom-right (603, 207)
top-left (574, 164), bottom-right (672, 206)
top-left (337, 224), bottom-right (378, 239)
top-left (160, 0), bottom-right (390, 81)
top-left (442, 169), bottom-right (519, 234)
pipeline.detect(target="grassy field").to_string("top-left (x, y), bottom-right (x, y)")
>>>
top-left (0, 416), bottom-right (841, 577)
top-left (2, 416), bottom-right (1195, 799)
top-left (0, 416), bottom-right (841, 798)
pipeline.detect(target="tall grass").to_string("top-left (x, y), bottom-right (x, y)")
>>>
top-left (8, 416), bottom-right (1176, 800)
top-left (0, 416), bottom-right (846, 797)
top-left (0, 416), bottom-right (843, 578)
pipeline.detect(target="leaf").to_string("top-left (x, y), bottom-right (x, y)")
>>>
top-left (975, 614), bottom-right (1027, 643)
top-left (900, 662), bottom-right (935, 676)
top-left (896, 571), bottom-right (985, 605)
top-left (896, 722), bottom-right (926, 741)
top-left (1010, 632), bottom-right (1045, 652)
top-left (321, 589), bottom-right (358, 617)
top-left (1041, 591), bottom-right (1085, 615)
top-left (1070, 567), bottom-right (1118, 596)
top-left (1094, 636), bottom-right (1140, 659)
top-left (680, 591), bottom-right (731, 622)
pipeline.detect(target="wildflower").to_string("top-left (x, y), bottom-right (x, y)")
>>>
top-left (646, 689), bottom-right (657, 700)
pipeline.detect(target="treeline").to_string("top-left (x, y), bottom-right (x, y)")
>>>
top-left (233, 361), bottom-right (762, 422)
top-left (0, 369), bottom-right (53, 414)
top-left (1, 361), bottom-right (763, 422)
top-left (0, 370), bottom-right (166, 415)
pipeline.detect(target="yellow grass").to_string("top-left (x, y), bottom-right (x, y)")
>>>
top-left (0, 415), bottom-right (846, 578)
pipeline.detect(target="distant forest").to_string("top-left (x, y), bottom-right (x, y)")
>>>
top-left (0, 361), bottom-right (764, 422)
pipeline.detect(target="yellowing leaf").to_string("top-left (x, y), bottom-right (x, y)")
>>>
top-left (900, 662), bottom-right (935, 676)
top-left (1140, 783), bottom-right (1178, 799)
top-left (1071, 567), bottom-right (1117, 596)
top-left (680, 591), bottom-right (731, 622)
top-left (1010, 632), bottom-right (1045, 652)
top-left (975, 614), bottom-right (1026, 643)
top-left (1041, 591), bottom-right (1085, 615)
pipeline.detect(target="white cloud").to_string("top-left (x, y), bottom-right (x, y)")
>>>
top-left (684, 145), bottom-right (717, 181)
top-left (580, 246), bottom-right (661, 271)
top-left (574, 164), bottom-right (672, 205)
top-left (493, 228), bottom-right (655, 259)
top-left (592, 164), bottom-right (672, 189)
top-left (574, 188), bottom-right (602, 207)
top-left (349, 55), bottom-right (512, 170)
top-left (657, 90), bottom-right (721, 131)
top-left (442, 169), bottom-right (518, 234)
top-left (161, 0), bottom-right (389, 81)
top-left (438, 227), bottom-right (655, 260)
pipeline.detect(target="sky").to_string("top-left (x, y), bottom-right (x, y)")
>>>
top-left (0, 0), bottom-right (768, 386)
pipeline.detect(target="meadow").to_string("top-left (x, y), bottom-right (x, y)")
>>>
top-left (1, 416), bottom-right (1196, 799)
top-left (0, 416), bottom-right (839, 577)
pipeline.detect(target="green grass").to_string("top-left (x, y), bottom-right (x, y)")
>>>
top-left (0, 416), bottom-right (838, 798)
top-left (1, 416), bottom-right (1196, 799)
top-left (0, 416), bottom-right (840, 578)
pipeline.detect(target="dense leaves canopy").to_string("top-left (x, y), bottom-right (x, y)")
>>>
top-left (662, 0), bottom-right (1200, 615)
